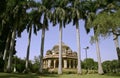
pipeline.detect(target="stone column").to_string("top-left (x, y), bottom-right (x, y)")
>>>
top-left (54, 60), bottom-right (56, 68)
top-left (43, 60), bottom-right (45, 68)
top-left (44, 60), bottom-right (46, 68)
top-left (69, 59), bottom-right (71, 68)
top-left (48, 59), bottom-right (51, 68)
top-left (75, 60), bottom-right (77, 68)
top-left (45, 60), bottom-right (47, 68)
top-left (73, 60), bottom-right (75, 68)
top-left (64, 59), bottom-right (67, 68)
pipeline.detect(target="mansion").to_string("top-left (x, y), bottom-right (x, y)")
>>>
top-left (43, 42), bottom-right (78, 69)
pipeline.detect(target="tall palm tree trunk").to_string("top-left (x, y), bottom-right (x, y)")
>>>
top-left (25, 26), bottom-right (32, 72)
top-left (39, 26), bottom-right (45, 73)
top-left (76, 21), bottom-right (82, 74)
top-left (95, 39), bottom-right (104, 74)
top-left (3, 32), bottom-right (11, 60)
top-left (113, 34), bottom-right (120, 65)
top-left (58, 22), bottom-right (62, 74)
top-left (6, 28), bottom-right (16, 73)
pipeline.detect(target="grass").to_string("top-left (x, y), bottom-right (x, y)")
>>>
top-left (0, 72), bottom-right (120, 78)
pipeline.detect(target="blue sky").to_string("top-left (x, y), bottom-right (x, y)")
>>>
top-left (16, 20), bottom-right (118, 62)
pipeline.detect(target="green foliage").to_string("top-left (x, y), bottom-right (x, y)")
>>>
top-left (0, 0), bottom-right (6, 14)
top-left (1, 72), bottom-right (120, 78)
top-left (92, 11), bottom-right (120, 37)
top-left (82, 58), bottom-right (97, 70)
top-left (31, 56), bottom-right (40, 73)
top-left (102, 60), bottom-right (120, 73)
top-left (0, 23), bottom-right (16, 72)
top-left (0, 57), bottom-right (4, 72)
top-left (12, 56), bottom-right (35, 73)
top-left (0, 0), bottom-right (6, 33)
top-left (12, 56), bottom-right (25, 73)
top-left (82, 0), bottom-right (120, 42)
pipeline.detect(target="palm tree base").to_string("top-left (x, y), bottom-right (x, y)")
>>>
top-left (77, 72), bottom-right (82, 75)
top-left (23, 68), bottom-right (30, 74)
top-left (6, 67), bottom-right (12, 73)
top-left (5, 69), bottom-right (12, 73)
top-left (38, 69), bottom-right (43, 74)
top-left (98, 71), bottom-right (104, 75)
top-left (98, 72), bottom-right (104, 75)
top-left (77, 69), bottom-right (82, 75)
top-left (37, 71), bottom-right (44, 75)
top-left (58, 72), bottom-right (62, 75)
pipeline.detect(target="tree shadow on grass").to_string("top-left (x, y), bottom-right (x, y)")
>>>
top-left (0, 73), bottom-right (39, 78)
top-left (105, 73), bottom-right (120, 77)
top-left (0, 73), bottom-right (59, 78)
top-left (40, 73), bottom-right (59, 78)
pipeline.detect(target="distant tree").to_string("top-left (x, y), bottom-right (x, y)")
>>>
top-left (83, 58), bottom-right (95, 70)
top-left (102, 60), bottom-right (112, 73)
top-left (94, 61), bottom-right (98, 70)
top-left (102, 60), bottom-right (119, 73)
top-left (0, 57), bottom-right (4, 72)
top-left (111, 60), bottom-right (120, 73)
top-left (32, 56), bottom-right (40, 73)
top-left (12, 56), bottom-right (25, 73)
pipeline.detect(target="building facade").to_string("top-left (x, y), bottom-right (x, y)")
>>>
top-left (43, 42), bottom-right (78, 69)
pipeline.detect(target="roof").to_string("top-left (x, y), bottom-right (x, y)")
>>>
top-left (53, 42), bottom-right (69, 49)
top-left (44, 42), bottom-right (77, 58)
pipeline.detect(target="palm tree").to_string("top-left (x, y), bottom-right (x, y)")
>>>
top-left (3, 32), bottom-right (11, 60)
top-left (6, 28), bottom-right (16, 72)
top-left (39, 25), bottom-right (45, 73)
top-left (38, 1), bottom-right (51, 73)
top-left (5, 0), bottom-right (29, 72)
top-left (51, 0), bottom-right (69, 74)
top-left (81, 0), bottom-right (104, 74)
top-left (91, 26), bottom-right (104, 75)
top-left (2, 31), bottom-right (11, 72)
top-left (69, 0), bottom-right (82, 74)
top-left (24, 25), bottom-right (32, 73)
top-left (58, 21), bottom-right (62, 75)
top-left (76, 21), bottom-right (82, 74)
top-left (113, 32), bottom-right (120, 65)
top-left (90, 0), bottom-right (120, 71)
top-left (23, 9), bottom-right (42, 73)
top-left (5, 0), bottom-right (36, 72)
top-left (94, 35), bottom-right (104, 74)
top-left (53, 8), bottom-right (64, 75)
top-left (19, 0), bottom-right (46, 73)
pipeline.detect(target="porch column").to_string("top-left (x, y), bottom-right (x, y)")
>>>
top-left (45, 60), bottom-right (47, 68)
top-left (73, 60), bottom-right (75, 68)
top-left (54, 60), bottom-right (56, 68)
top-left (43, 60), bottom-right (45, 68)
top-left (75, 60), bottom-right (77, 68)
top-left (64, 59), bottom-right (67, 68)
top-left (69, 59), bottom-right (71, 68)
top-left (48, 59), bottom-right (51, 68)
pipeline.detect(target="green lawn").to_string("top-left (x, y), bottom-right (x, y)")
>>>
top-left (0, 73), bottom-right (120, 78)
